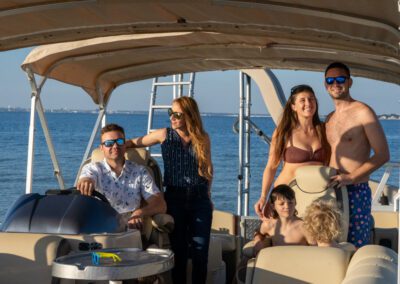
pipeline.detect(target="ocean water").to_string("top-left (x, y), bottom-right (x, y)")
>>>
top-left (0, 111), bottom-right (399, 224)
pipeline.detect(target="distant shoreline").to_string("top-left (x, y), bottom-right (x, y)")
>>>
top-left (1, 107), bottom-right (400, 120)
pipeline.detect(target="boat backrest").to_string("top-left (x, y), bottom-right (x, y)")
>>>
top-left (0, 232), bottom-right (70, 284)
top-left (342, 245), bottom-right (398, 284)
top-left (91, 147), bottom-right (149, 164)
top-left (211, 210), bottom-right (237, 252)
top-left (247, 246), bottom-right (351, 284)
top-left (371, 211), bottom-right (398, 252)
top-left (290, 165), bottom-right (349, 242)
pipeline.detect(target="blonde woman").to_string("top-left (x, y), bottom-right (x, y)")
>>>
top-left (254, 85), bottom-right (330, 218)
top-left (126, 97), bottom-right (213, 284)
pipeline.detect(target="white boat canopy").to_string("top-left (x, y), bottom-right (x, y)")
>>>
top-left (22, 25), bottom-right (400, 105)
top-left (2, 1), bottom-right (400, 53)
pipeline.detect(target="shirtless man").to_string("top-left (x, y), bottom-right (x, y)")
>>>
top-left (324, 62), bottom-right (390, 247)
top-left (253, 185), bottom-right (312, 255)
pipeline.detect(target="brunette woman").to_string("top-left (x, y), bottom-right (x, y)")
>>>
top-left (254, 85), bottom-right (330, 218)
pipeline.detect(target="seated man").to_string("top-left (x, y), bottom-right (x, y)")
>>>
top-left (77, 123), bottom-right (167, 230)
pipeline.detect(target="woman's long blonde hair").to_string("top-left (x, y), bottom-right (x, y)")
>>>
top-left (174, 97), bottom-right (213, 181)
top-left (273, 85), bottom-right (330, 167)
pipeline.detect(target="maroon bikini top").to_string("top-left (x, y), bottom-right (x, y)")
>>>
top-left (283, 145), bottom-right (326, 163)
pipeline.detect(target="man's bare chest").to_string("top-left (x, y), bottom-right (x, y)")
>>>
top-left (326, 117), bottom-right (363, 145)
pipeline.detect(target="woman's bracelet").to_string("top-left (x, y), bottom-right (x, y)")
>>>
top-left (253, 229), bottom-right (265, 238)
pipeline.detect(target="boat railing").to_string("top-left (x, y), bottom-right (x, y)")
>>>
top-left (232, 117), bottom-right (272, 145)
top-left (371, 161), bottom-right (400, 212)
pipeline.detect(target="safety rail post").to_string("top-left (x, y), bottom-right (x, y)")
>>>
top-left (237, 71), bottom-right (245, 216)
top-left (244, 74), bottom-right (251, 216)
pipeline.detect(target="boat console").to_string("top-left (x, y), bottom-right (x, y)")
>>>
top-left (2, 190), bottom-right (124, 235)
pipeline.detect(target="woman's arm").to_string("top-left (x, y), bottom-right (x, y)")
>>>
top-left (126, 128), bottom-right (167, 148)
top-left (254, 130), bottom-right (280, 218)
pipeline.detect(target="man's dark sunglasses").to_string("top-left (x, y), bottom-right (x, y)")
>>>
top-left (102, 138), bottom-right (125, 147)
top-left (168, 108), bottom-right (183, 120)
top-left (325, 76), bottom-right (348, 85)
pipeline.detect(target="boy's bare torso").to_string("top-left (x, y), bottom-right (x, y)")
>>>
top-left (261, 217), bottom-right (308, 246)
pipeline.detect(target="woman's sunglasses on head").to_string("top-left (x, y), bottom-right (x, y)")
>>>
top-left (168, 108), bottom-right (183, 120)
top-left (290, 84), bottom-right (313, 96)
top-left (102, 138), bottom-right (125, 147)
top-left (325, 76), bottom-right (348, 85)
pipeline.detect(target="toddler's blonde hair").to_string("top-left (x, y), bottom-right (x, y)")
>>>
top-left (303, 200), bottom-right (342, 243)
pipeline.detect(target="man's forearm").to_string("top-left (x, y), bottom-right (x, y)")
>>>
top-left (133, 196), bottom-right (166, 217)
top-left (350, 154), bottom-right (389, 183)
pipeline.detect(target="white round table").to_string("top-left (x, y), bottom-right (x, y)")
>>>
top-left (52, 248), bottom-right (174, 284)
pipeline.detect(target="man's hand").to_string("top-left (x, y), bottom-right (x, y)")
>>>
top-left (329, 173), bottom-right (354, 188)
top-left (77, 177), bottom-right (95, 196)
top-left (128, 211), bottom-right (143, 230)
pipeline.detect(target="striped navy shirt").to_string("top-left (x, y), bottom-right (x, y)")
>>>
top-left (161, 128), bottom-right (208, 187)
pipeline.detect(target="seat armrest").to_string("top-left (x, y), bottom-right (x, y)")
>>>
top-left (151, 214), bottom-right (174, 233)
top-left (245, 258), bottom-right (256, 284)
top-left (242, 237), bottom-right (272, 258)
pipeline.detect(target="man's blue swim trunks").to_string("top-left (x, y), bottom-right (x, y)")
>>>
top-left (347, 183), bottom-right (372, 248)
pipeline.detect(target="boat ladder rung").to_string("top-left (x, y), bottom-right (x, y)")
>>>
top-left (151, 105), bottom-right (171, 109)
top-left (153, 81), bottom-right (191, 86)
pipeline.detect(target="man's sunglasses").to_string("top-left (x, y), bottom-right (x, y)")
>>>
top-left (325, 76), bottom-right (348, 85)
top-left (168, 108), bottom-right (183, 120)
top-left (102, 138), bottom-right (125, 147)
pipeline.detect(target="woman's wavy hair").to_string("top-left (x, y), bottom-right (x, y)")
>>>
top-left (174, 97), bottom-right (213, 181)
top-left (303, 200), bottom-right (342, 243)
top-left (269, 184), bottom-right (298, 219)
top-left (273, 85), bottom-right (330, 167)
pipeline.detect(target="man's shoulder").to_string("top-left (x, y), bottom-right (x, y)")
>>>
top-left (351, 100), bottom-right (373, 111)
top-left (350, 100), bottom-right (378, 122)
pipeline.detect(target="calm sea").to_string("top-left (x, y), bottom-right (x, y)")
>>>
top-left (0, 111), bottom-right (399, 224)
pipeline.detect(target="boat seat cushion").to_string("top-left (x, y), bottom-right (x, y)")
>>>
top-left (0, 232), bottom-right (69, 263)
top-left (248, 246), bottom-right (351, 284)
top-left (0, 232), bottom-right (70, 284)
top-left (211, 210), bottom-right (237, 252)
top-left (342, 245), bottom-right (398, 284)
top-left (291, 165), bottom-right (349, 242)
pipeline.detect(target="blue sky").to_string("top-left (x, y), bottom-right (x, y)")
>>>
top-left (1, 47), bottom-right (399, 115)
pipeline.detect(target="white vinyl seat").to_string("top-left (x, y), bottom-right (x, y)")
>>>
top-left (245, 245), bottom-right (353, 284)
top-left (211, 209), bottom-right (238, 283)
top-left (342, 245), bottom-right (398, 284)
top-left (290, 165), bottom-right (350, 242)
top-left (0, 232), bottom-right (71, 284)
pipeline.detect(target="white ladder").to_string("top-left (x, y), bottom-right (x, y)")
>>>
top-left (147, 73), bottom-right (195, 157)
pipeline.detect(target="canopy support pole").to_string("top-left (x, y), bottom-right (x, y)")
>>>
top-left (25, 68), bottom-right (65, 193)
